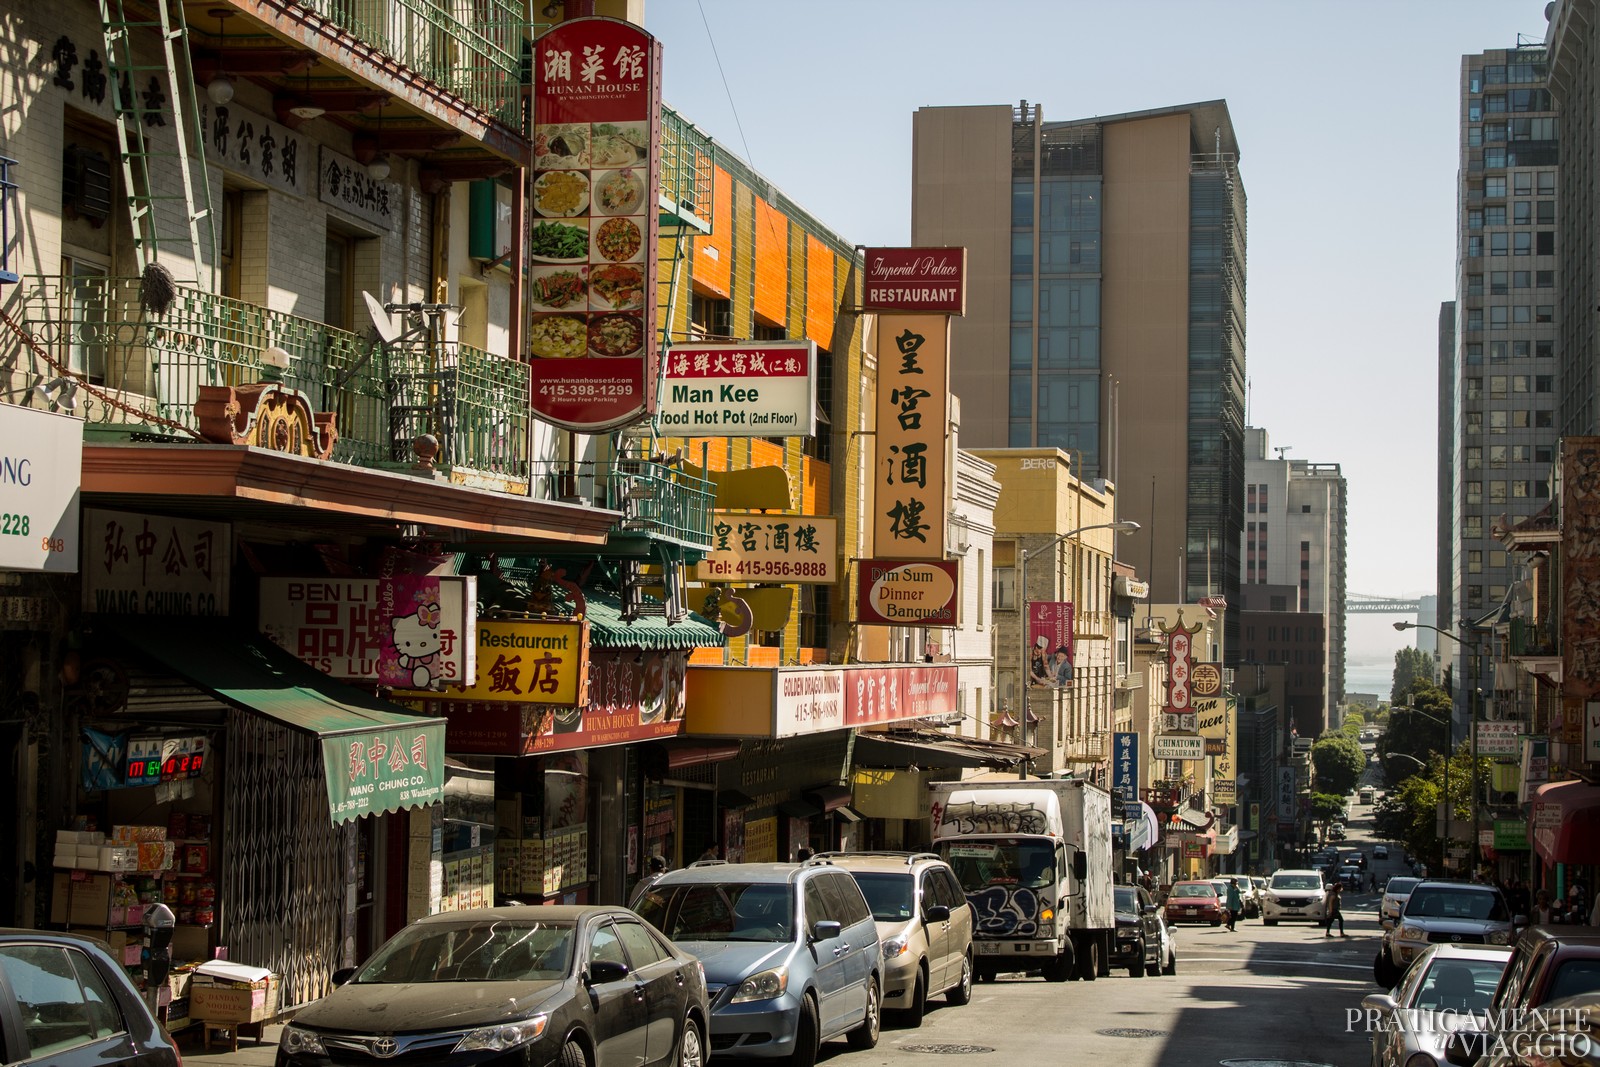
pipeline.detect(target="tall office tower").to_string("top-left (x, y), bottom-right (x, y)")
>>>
top-left (1438, 302), bottom-right (1457, 642)
top-left (1549, 1), bottom-right (1598, 436)
top-left (1448, 44), bottom-right (1559, 705)
top-left (1240, 428), bottom-right (1349, 734)
top-left (912, 101), bottom-right (1246, 656)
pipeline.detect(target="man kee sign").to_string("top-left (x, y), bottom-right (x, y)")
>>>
top-left (862, 248), bottom-right (966, 314)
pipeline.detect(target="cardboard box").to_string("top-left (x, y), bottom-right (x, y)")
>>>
top-left (171, 925), bottom-right (209, 962)
top-left (190, 967), bottom-right (279, 1024)
top-left (49, 873), bottom-right (112, 926)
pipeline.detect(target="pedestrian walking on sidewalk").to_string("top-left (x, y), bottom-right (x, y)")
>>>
top-left (1323, 881), bottom-right (1347, 937)
top-left (1225, 878), bottom-right (1243, 931)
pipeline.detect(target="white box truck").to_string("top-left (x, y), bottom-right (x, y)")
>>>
top-left (928, 777), bottom-right (1114, 982)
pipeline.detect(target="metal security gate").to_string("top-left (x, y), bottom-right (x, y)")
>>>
top-left (220, 710), bottom-right (350, 1008)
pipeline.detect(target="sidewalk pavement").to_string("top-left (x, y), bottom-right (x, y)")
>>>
top-left (171, 1022), bottom-right (284, 1067)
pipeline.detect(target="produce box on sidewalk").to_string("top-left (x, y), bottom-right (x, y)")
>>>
top-left (189, 961), bottom-right (279, 1024)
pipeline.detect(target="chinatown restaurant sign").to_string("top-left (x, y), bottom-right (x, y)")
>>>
top-left (873, 314), bottom-right (950, 559)
top-left (685, 664), bottom-right (957, 739)
top-left (857, 559), bottom-right (959, 625)
top-left (861, 247), bottom-right (966, 314)
top-left (323, 722), bottom-right (446, 825)
top-left (394, 619), bottom-right (589, 707)
top-left (258, 576), bottom-right (476, 692)
top-left (526, 17), bottom-right (664, 431)
top-left (655, 342), bottom-right (817, 437)
top-left (401, 650), bottom-right (688, 755)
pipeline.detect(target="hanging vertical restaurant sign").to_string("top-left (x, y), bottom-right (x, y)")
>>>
top-left (0, 405), bottom-right (80, 573)
top-left (1277, 767), bottom-right (1296, 830)
top-left (861, 248), bottom-right (966, 314)
top-left (394, 619), bottom-right (589, 706)
top-left (873, 313), bottom-right (948, 559)
top-left (82, 509), bottom-right (228, 614)
top-left (258, 576), bottom-right (476, 691)
top-left (1026, 601), bottom-right (1074, 687)
top-left (1563, 438), bottom-right (1600, 744)
top-left (1164, 619), bottom-right (1203, 712)
top-left (656, 342), bottom-right (817, 436)
top-left (1112, 732), bottom-right (1138, 806)
top-left (322, 721), bottom-right (446, 824)
top-left (199, 102), bottom-right (307, 198)
top-left (527, 16), bottom-right (663, 432)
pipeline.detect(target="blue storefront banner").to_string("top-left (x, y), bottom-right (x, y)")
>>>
top-left (1113, 731), bottom-right (1139, 807)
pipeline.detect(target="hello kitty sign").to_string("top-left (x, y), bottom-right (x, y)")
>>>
top-left (257, 576), bottom-right (477, 691)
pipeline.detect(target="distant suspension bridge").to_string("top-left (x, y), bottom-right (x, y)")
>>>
top-left (1346, 593), bottom-right (1422, 614)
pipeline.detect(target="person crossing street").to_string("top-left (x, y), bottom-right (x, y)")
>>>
top-left (1225, 877), bottom-right (1243, 931)
top-left (1323, 880), bottom-right (1347, 937)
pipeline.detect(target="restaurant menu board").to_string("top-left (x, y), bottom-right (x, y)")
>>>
top-left (528, 18), bottom-right (663, 431)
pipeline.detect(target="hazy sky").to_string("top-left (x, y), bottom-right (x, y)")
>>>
top-left (642, 0), bottom-right (1549, 671)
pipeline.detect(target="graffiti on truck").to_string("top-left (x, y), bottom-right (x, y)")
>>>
top-left (938, 800), bottom-right (1050, 836)
top-left (969, 885), bottom-right (1040, 937)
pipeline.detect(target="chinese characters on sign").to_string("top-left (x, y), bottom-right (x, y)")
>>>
top-left (856, 559), bottom-right (959, 625)
top-left (695, 512), bottom-right (838, 583)
top-left (257, 576), bottom-right (476, 691)
top-left (398, 620), bottom-right (588, 707)
top-left (655, 342), bottom-right (817, 436)
top-left (685, 664), bottom-right (957, 739)
top-left (873, 313), bottom-right (948, 559)
top-left (1112, 732), bottom-right (1139, 807)
top-left (527, 17), bottom-right (664, 431)
top-left (200, 102), bottom-right (306, 198)
top-left (860, 248), bottom-right (966, 314)
top-left (318, 146), bottom-right (396, 230)
top-left (1164, 624), bottom-right (1197, 712)
top-left (322, 723), bottom-right (447, 824)
top-left (1027, 601), bottom-right (1075, 688)
top-left (82, 510), bottom-right (229, 615)
top-left (1563, 439), bottom-right (1600, 738)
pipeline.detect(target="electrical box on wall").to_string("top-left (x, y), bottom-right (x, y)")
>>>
top-left (468, 180), bottom-right (513, 264)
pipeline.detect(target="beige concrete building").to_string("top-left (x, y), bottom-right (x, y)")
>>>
top-left (912, 101), bottom-right (1247, 646)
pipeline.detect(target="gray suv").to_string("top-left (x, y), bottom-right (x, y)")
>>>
top-left (812, 852), bottom-right (974, 1024)
top-left (633, 862), bottom-right (881, 1067)
top-left (1376, 880), bottom-right (1519, 988)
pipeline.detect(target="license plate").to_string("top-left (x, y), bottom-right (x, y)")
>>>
top-left (1283, 909), bottom-right (1302, 915)
top-left (977, 943), bottom-right (1000, 955)
top-left (1183, 908), bottom-right (1197, 914)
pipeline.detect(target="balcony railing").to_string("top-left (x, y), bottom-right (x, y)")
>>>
top-left (296, 0), bottom-right (524, 126)
top-left (533, 456), bottom-right (714, 549)
top-left (659, 106), bottom-right (715, 227)
top-left (15, 275), bottom-right (528, 482)
top-left (1509, 618), bottom-right (1558, 658)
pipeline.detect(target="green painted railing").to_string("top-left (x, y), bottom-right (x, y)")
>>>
top-left (660, 105), bottom-right (715, 222)
top-left (16, 275), bottom-right (528, 481)
top-left (531, 456), bottom-right (713, 548)
top-left (297, 0), bottom-right (524, 126)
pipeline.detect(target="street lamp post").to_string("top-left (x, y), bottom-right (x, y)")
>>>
top-left (1385, 709), bottom-right (1453, 863)
top-left (1393, 621), bottom-right (1485, 873)
top-left (1018, 520), bottom-right (1140, 779)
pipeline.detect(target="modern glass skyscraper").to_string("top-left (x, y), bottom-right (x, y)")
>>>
top-left (913, 100), bottom-right (1246, 647)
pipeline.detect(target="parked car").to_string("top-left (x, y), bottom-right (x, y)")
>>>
top-left (276, 906), bottom-right (709, 1067)
top-left (1445, 928), bottom-right (1600, 1066)
top-left (1261, 870), bottom-right (1329, 926)
top-left (1330, 824), bottom-right (1348, 841)
top-left (1339, 865), bottom-right (1365, 890)
top-left (1165, 881), bottom-right (1226, 926)
top-left (1376, 881), bottom-right (1517, 989)
top-left (633, 862), bottom-right (881, 1067)
top-left (1361, 943), bottom-right (1511, 1067)
top-left (1374, 845), bottom-right (1390, 860)
top-left (1112, 885), bottom-right (1175, 977)
top-left (1473, 993), bottom-right (1600, 1066)
top-left (812, 851), bottom-right (973, 1024)
top-left (1381, 877), bottom-right (1422, 923)
top-left (0, 928), bottom-right (181, 1067)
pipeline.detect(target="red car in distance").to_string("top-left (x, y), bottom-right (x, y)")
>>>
top-left (1165, 881), bottom-right (1227, 926)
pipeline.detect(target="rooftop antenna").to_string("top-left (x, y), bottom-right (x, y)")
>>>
top-left (1274, 446), bottom-right (1292, 460)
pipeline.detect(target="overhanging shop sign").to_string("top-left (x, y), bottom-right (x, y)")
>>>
top-left (83, 509), bottom-right (229, 614)
top-left (394, 619), bottom-right (588, 706)
top-left (656, 342), bottom-right (816, 436)
top-left (1152, 735), bottom-right (1205, 761)
top-left (322, 721), bottom-right (446, 825)
top-left (861, 247), bottom-right (965, 314)
top-left (768, 665), bottom-right (960, 738)
top-left (856, 559), bottom-right (959, 625)
top-left (696, 513), bottom-right (837, 583)
top-left (1476, 720), bottom-right (1522, 757)
top-left (0, 405), bottom-right (80, 573)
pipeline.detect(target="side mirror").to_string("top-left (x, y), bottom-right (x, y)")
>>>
top-left (810, 920), bottom-right (843, 942)
top-left (1073, 853), bottom-right (1088, 881)
top-left (923, 905), bottom-right (952, 923)
top-left (1361, 993), bottom-right (1398, 1014)
top-left (332, 967), bottom-right (357, 987)
top-left (1141, 904), bottom-right (1157, 915)
top-left (588, 960), bottom-right (630, 984)
top-left (1444, 1029), bottom-right (1485, 1067)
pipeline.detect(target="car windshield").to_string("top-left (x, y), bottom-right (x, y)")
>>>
top-left (1114, 887), bottom-right (1139, 915)
top-left (852, 873), bottom-right (916, 922)
top-left (939, 839), bottom-right (1055, 891)
top-left (1386, 878), bottom-right (1421, 895)
top-left (1411, 959), bottom-right (1505, 1012)
top-left (1172, 884), bottom-right (1216, 899)
top-left (353, 920), bottom-right (573, 983)
top-left (634, 882), bottom-right (795, 943)
top-left (1271, 874), bottom-right (1322, 891)
top-left (1547, 959), bottom-right (1600, 1002)
top-left (1404, 889), bottom-right (1509, 922)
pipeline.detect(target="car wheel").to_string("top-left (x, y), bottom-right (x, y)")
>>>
top-left (1044, 948), bottom-right (1073, 982)
top-left (1128, 938), bottom-right (1146, 978)
top-left (903, 968), bottom-right (927, 1027)
top-left (1263, 919), bottom-right (1277, 927)
top-left (676, 1018), bottom-right (704, 1067)
top-left (1081, 938), bottom-right (1099, 982)
top-left (561, 1039), bottom-right (589, 1067)
top-left (1162, 949), bottom-right (1177, 976)
top-left (788, 996), bottom-right (820, 1067)
top-left (1210, 920), bottom-right (1222, 927)
top-left (1374, 950), bottom-right (1402, 990)
top-left (947, 951), bottom-right (973, 1005)
top-left (847, 979), bottom-right (881, 1050)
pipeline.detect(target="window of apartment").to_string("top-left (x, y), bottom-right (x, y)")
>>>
top-left (1466, 446), bottom-right (1482, 469)
top-left (1512, 445), bottom-right (1530, 462)
top-left (1491, 308), bottom-right (1509, 329)
top-left (1536, 445), bottom-right (1554, 463)
top-left (1537, 270), bottom-right (1554, 288)
top-left (1490, 232), bottom-right (1508, 256)
top-left (799, 584), bottom-right (831, 649)
top-left (1467, 308), bottom-right (1484, 331)
top-left (1467, 585), bottom-right (1483, 607)
top-left (1489, 480), bottom-right (1507, 503)
top-left (1468, 100), bottom-right (1484, 121)
top-left (1536, 339), bottom-right (1553, 358)
top-left (1536, 305), bottom-right (1553, 323)
top-left (1512, 341), bottom-right (1530, 358)
top-left (1465, 516), bottom-right (1484, 538)
top-left (1514, 232), bottom-right (1532, 256)
top-left (1485, 148), bottom-right (1506, 168)
top-left (1537, 201), bottom-right (1555, 224)
top-left (1513, 481), bottom-right (1531, 498)
top-left (1487, 445), bottom-right (1505, 467)
top-left (1466, 411), bottom-right (1483, 434)
top-left (690, 291), bottom-right (733, 338)
top-left (1466, 273), bottom-right (1484, 296)
top-left (1535, 481), bottom-right (1551, 498)
top-left (1488, 271), bottom-right (1508, 294)
top-left (993, 541), bottom-right (1017, 610)
top-left (1514, 172), bottom-right (1533, 195)
top-left (1535, 410), bottom-right (1553, 428)
top-left (1467, 236), bottom-right (1484, 258)
top-left (1538, 171), bottom-right (1555, 194)
top-left (1490, 375), bottom-right (1508, 396)
top-left (324, 229), bottom-right (354, 330)
top-left (1513, 306), bottom-right (1531, 325)
top-left (1467, 550), bottom-right (1483, 574)
top-left (1465, 377), bottom-right (1483, 400)
top-left (1511, 410), bottom-right (1531, 429)
top-left (1466, 481), bottom-right (1483, 504)
top-left (1485, 205), bottom-right (1506, 226)
top-left (1537, 231), bottom-right (1554, 255)
top-left (1466, 343), bottom-right (1483, 364)
top-left (1514, 374), bottom-right (1530, 391)
top-left (1470, 71), bottom-right (1484, 93)
top-left (1489, 410), bottom-right (1508, 433)
top-left (1514, 270), bottom-right (1531, 288)
top-left (1487, 176), bottom-right (1507, 197)
top-left (1513, 202), bottom-right (1531, 225)
top-left (976, 548), bottom-right (986, 630)
top-left (1468, 209), bottom-right (1483, 230)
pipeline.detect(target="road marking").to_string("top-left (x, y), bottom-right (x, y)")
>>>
top-left (1180, 957), bottom-right (1370, 971)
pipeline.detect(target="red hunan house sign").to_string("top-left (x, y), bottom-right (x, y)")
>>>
top-left (527, 17), bottom-right (664, 432)
top-left (861, 248), bottom-right (966, 315)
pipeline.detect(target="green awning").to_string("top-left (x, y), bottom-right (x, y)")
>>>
top-left (581, 590), bottom-right (726, 651)
top-left (103, 617), bottom-right (447, 825)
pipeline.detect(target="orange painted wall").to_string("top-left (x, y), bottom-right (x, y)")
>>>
top-left (753, 199), bottom-right (789, 326)
top-left (800, 458), bottom-right (829, 514)
top-left (749, 439), bottom-right (784, 468)
top-left (691, 165), bottom-right (733, 298)
top-left (804, 234), bottom-right (835, 346)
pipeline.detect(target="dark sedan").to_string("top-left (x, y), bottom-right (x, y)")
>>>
top-left (277, 906), bottom-right (709, 1067)
top-left (0, 928), bottom-right (180, 1067)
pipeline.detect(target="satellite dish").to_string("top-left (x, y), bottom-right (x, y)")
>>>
top-left (361, 290), bottom-right (402, 343)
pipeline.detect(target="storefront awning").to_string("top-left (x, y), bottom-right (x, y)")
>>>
top-left (103, 616), bottom-right (447, 826)
top-left (851, 730), bottom-right (1044, 770)
top-left (804, 784), bottom-right (853, 813)
top-left (582, 590), bottom-right (725, 651)
top-left (1532, 779), bottom-right (1600, 866)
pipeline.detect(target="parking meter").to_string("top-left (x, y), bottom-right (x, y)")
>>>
top-left (142, 903), bottom-right (176, 1010)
